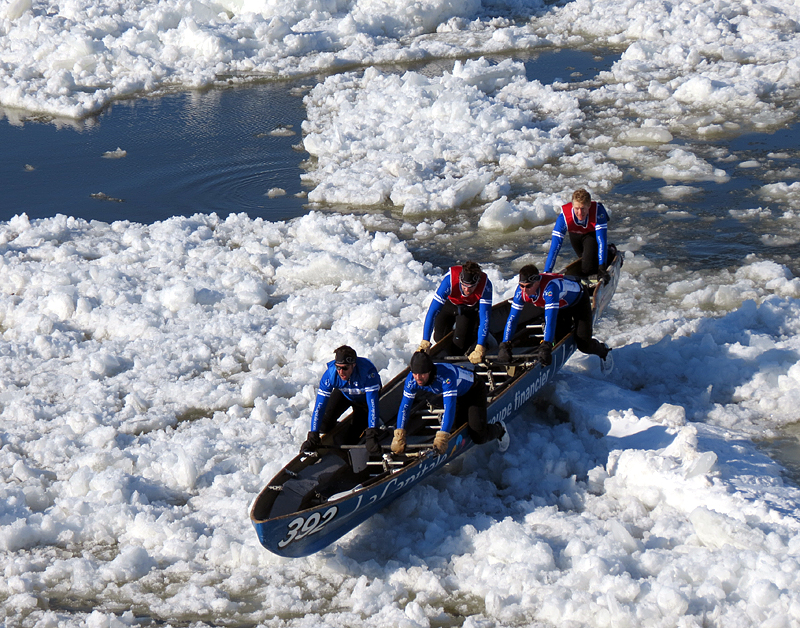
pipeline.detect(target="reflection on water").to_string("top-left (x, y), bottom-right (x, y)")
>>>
top-left (0, 81), bottom-right (314, 225)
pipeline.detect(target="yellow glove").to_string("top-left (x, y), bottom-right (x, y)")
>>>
top-left (433, 430), bottom-right (450, 454)
top-left (468, 344), bottom-right (485, 364)
top-left (391, 429), bottom-right (407, 454)
top-left (418, 339), bottom-right (432, 353)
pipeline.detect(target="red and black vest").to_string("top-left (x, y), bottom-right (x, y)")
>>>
top-left (524, 273), bottom-right (570, 308)
top-left (562, 201), bottom-right (598, 235)
top-left (447, 265), bottom-right (487, 307)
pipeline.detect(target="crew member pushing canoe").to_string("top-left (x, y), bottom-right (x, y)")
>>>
top-left (417, 261), bottom-right (493, 364)
top-left (391, 351), bottom-right (508, 455)
top-left (300, 345), bottom-right (382, 455)
top-left (498, 265), bottom-right (610, 365)
top-left (544, 188), bottom-right (611, 285)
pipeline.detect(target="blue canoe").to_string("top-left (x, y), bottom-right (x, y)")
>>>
top-left (250, 252), bottom-right (622, 557)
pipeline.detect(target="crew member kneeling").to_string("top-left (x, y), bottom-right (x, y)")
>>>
top-left (300, 345), bottom-right (383, 456)
top-left (391, 351), bottom-right (507, 456)
top-left (497, 265), bottom-right (610, 365)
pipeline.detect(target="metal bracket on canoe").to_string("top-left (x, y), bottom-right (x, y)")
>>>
top-left (361, 453), bottom-right (406, 474)
top-left (482, 364), bottom-right (497, 391)
top-left (421, 405), bottom-right (444, 430)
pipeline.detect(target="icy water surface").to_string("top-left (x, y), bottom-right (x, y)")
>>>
top-left (1, 48), bottom-right (621, 226)
top-left (3, 47), bottom-right (800, 485)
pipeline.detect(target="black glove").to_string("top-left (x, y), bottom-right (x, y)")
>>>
top-left (497, 341), bottom-right (513, 363)
top-left (364, 427), bottom-right (382, 455)
top-left (538, 341), bottom-right (553, 366)
top-left (300, 430), bottom-right (321, 453)
top-left (598, 268), bottom-right (610, 286)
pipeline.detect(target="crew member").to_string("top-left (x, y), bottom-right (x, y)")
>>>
top-left (497, 265), bottom-right (610, 365)
top-left (544, 188), bottom-right (610, 284)
top-left (300, 345), bottom-right (382, 455)
top-left (390, 351), bottom-right (507, 455)
top-left (418, 261), bottom-right (493, 364)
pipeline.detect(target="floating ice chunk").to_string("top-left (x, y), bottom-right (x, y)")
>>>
top-left (268, 125), bottom-right (294, 136)
top-left (658, 185), bottom-right (701, 199)
top-left (478, 196), bottom-right (524, 231)
top-left (242, 377), bottom-right (270, 406)
top-left (44, 292), bottom-right (76, 320)
top-left (759, 182), bottom-right (800, 202)
top-left (99, 546), bottom-right (155, 583)
top-left (619, 126), bottom-right (673, 144)
top-left (159, 282), bottom-right (197, 312)
top-left (102, 148), bottom-right (127, 158)
top-left (643, 148), bottom-right (730, 183)
top-left (656, 587), bottom-right (689, 617)
top-left (651, 403), bottom-right (686, 427)
top-left (685, 450), bottom-right (717, 478)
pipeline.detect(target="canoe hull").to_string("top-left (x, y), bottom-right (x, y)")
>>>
top-left (253, 440), bottom-right (471, 557)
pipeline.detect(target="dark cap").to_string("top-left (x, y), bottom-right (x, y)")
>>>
top-left (334, 345), bottom-right (357, 365)
top-left (459, 271), bottom-right (480, 287)
top-left (518, 264), bottom-right (540, 285)
top-left (460, 261), bottom-right (482, 286)
top-left (409, 350), bottom-right (434, 374)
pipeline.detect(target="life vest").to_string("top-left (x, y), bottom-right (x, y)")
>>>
top-left (525, 273), bottom-right (571, 308)
top-left (447, 265), bottom-right (487, 307)
top-left (562, 201), bottom-right (598, 235)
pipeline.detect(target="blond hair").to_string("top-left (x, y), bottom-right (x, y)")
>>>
top-left (572, 189), bottom-right (592, 205)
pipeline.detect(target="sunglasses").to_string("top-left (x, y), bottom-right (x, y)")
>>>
top-left (335, 363), bottom-right (354, 371)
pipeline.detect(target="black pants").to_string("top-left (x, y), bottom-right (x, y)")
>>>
top-left (554, 290), bottom-right (606, 356)
top-left (318, 389), bottom-right (369, 444)
top-left (453, 378), bottom-right (497, 444)
top-left (569, 231), bottom-right (603, 277)
top-left (433, 301), bottom-right (479, 352)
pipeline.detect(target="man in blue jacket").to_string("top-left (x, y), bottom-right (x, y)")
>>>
top-left (390, 351), bottom-right (507, 455)
top-left (544, 188), bottom-right (610, 284)
top-left (300, 345), bottom-right (383, 455)
top-left (417, 260), bottom-right (493, 364)
top-left (497, 265), bottom-right (610, 365)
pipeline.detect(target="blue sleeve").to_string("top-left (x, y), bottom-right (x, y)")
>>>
top-left (544, 214), bottom-right (567, 273)
top-left (542, 284), bottom-right (561, 344)
top-left (365, 370), bottom-right (381, 428)
top-left (422, 275), bottom-right (451, 342)
top-left (396, 374), bottom-right (417, 430)
top-left (365, 388), bottom-right (380, 428)
top-left (596, 203), bottom-right (609, 268)
top-left (502, 287), bottom-right (525, 343)
top-left (440, 384), bottom-right (458, 433)
top-left (310, 368), bottom-right (335, 432)
top-left (477, 279), bottom-right (493, 346)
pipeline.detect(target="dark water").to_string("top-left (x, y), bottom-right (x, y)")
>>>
top-left (1, 82), bottom-right (311, 224)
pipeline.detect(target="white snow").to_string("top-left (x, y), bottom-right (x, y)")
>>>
top-left (3, 0), bottom-right (800, 626)
top-left (1, 210), bottom-right (800, 627)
